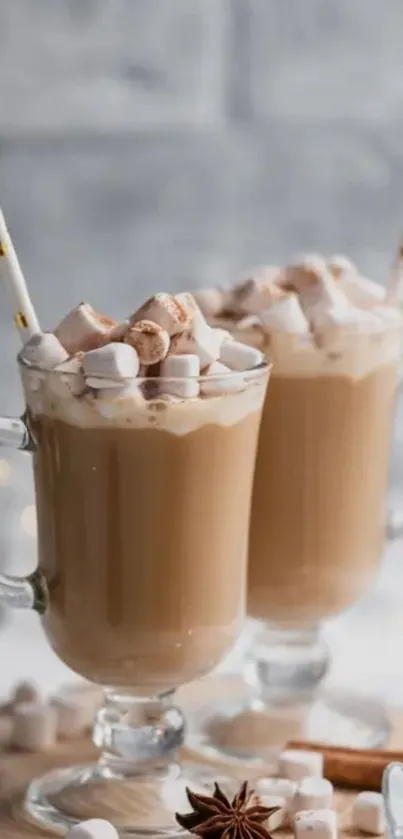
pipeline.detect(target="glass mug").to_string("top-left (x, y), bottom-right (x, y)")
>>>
top-left (383, 762), bottom-right (403, 839)
top-left (188, 317), bottom-right (402, 764)
top-left (0, 355), bottom-right (270, 836)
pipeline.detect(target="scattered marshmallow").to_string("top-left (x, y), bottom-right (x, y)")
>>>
top-left (66, 819), bottom-right (118, 839)
top-left (201, 361), bottom-right (245, 396)
top-left (124, 320), bottom-right (170, 365)
top-left (256, 777), bottom-right (297, 809)
top-left (193, 287), bottom-right (225, 318)
top-left (11, 680), bottom-right (41, 706)
top-left (20, 332), bottom-right (69, 369)
top-left (259, 795), bottom-right (287, 830)
top-left (278, 749), bottom-right (323, 781)
top-left (219, 338), bottom-right (264, 371)
top-left (54, 303), bottom-right (117, 354)
top-left (294, 809), bottom-right (337, 839)
top-left (131, 293), bottom-right (191, 336)
top-left (259, 293), bottom-right (309, 335)
top-left (351, 791), bottom-right (385, 835)
top-left (161, 354), bottom-right (200, 398)
top-left (293, 778), bottom-right (333, 814)
top-left (12, 701), bottom-right (57, 752)
top-left (51, 695), bottom-right (91, 740)
top-left (82, 343), bottom-right (140, 381)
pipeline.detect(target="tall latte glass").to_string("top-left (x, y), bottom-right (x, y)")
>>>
top-left (188, 259), bottom-right (402, 764)
top-left (0, 356), bottom-right (269, 835)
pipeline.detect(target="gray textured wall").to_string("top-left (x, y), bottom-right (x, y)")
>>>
top-left (0, 0), bottom-right (403, 463)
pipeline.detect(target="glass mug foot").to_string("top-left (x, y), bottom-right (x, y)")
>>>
top-left (25, 761), bottom-right (236, 837)
top-left (186, 625), bottom-right (390, 766)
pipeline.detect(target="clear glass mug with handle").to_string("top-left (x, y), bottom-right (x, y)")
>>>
top-left (0, 353), bottom-right (270, 836)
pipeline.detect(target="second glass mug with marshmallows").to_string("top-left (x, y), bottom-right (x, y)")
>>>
top-left (188, 309), bottom-right (402, 765)
top-left (0, 353), bottom-right (270, 836)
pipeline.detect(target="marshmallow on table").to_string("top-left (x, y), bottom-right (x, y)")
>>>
top-left (160, 354), bottom-right (200, 398)
top-left (66, 819), bottom-right (118, 839)
top-left (259, 292), bottom-right (309, 335)
top-left (201, 361), bottom-right (245, 396)
top-left (256, 776), bottom-right (297, 807)
top-left (193, 287), bottom-right (225, 318)
top-left (351, 791), bottom-right (385, 835)
top-left (11, 680), bottom-right (41, 706)
top-left (294, 809), bottom-right (337, 839)
top-left (54, 303), bottom-right (118, 354)
top-left (82, 343), bottom-right (140, 384)
top-left (131, 293), bottom-right (191, 336)
top-left (259, 795), bottom-right (287, 830)
top-left (51, 695), bottom-right (92, 740)
top-left (293, 778), bottom-right (333, 815)
top-left (19, 332), bottom-right (69, 369)
top-left (124, 320), bottom-right (170, 365)
top-left (12, 702), bottom-right (57, 752)
top-left (219, 338), bottom-right (264, 371)
top-left (278, 749), bottom-right (324, 781)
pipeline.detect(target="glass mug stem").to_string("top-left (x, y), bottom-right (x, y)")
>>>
top-left (0, 413), bottom-right (47, 613)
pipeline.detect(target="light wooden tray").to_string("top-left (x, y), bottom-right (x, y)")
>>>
top-left (0, 676), bottom-right (400, 837)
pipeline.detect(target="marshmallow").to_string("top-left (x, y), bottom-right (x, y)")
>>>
top-left (201, 361), bottom-right (245, 396)
top-left (284, 256), bottom-right (329, 291)
top-left (294, 809), bottom-right (337, 839)
top-left (54, 303), bottom-right (118, 354)
top-left (66, 819), bottom-right (118, 839)
top-left (131, 293), bottom-right (191, 336)
top-left (51, 695), bottom-right (91, 740)
top-left (372, 304), bottom-right (402, 328)
top-left (312, 306), bottom-right (385, 349)
top-left (278, 749), bottom-right (323, 781)
top-left (293, 778), bottom-right (333, 814)
top-left (20, 332), bottom-right (69, 369)
top-left (338, 273), bottom-right (386, 308)
top-left (258, 795), bottom-right (287, 830)
top-left (232, 268), bottom-right (283, 314)
top-left (219, 338), bottom-right (264, 371)
top-left (12, 702), bottom-right (57, 752)
top-left (82, 343), bottom-right (140, 381)
top-left (49, 354), bottom-right (86, 398)
top-left (160, 354), bottom-right (200, 398)
top-left (170, 320), bottom-right (225, 368)
top-left (327, 254), bottom-right (357, 279)
top-left (351, 791), bottom-right (385, 835)
top-left (124, 320), bottom-right (170, 365)
top-left (259, 293), bottom-right (309, 335)
top-left (193, 287), bottom-right (225, 318)
top-left (256, 777), bottom-right (297, 809)
top-left (11, 680), bottom-right (41, 706)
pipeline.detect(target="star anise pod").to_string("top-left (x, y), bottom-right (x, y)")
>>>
top-left (175, 780), bottom-right (280, 839)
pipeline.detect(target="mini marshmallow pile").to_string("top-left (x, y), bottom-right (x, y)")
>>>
top-left (255, 748), bottom-right (385, 838)
top-left (0, 679), bottom-right (102, 752)
top-left (19, 292), bottom-right (265, 410)
top-left (194, 255), bottom-right (402, 353)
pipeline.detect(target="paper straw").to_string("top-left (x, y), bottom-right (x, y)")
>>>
top-left (386, 235), bottom-right (403, 306)
top-left (0, 206), bottom-right (41, 342)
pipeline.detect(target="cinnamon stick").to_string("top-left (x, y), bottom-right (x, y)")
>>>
top-left (287, 741), bottom-right (403, 791)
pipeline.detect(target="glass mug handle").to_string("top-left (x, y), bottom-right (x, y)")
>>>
top-left (383, 762), bottom-right (403, 839)
top-left (0, 413), bottom-right (47, 614)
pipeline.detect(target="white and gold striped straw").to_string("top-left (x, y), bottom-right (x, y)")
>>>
top-left (0, 205), bottom-right (41, 342)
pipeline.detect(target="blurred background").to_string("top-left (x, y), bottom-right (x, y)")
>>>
top-left (0, 0), bottom-right (403, 700)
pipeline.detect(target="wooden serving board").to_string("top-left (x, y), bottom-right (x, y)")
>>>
top-left (0, 676), bottom-right (399, 837)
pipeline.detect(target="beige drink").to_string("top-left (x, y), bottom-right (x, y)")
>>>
top-left (26, 367), bottom-right (267, 692)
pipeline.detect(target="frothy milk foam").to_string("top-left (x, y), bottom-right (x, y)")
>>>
top-left (195, 255), bottom-right (402, 624)
top-left (20, 291), bottom-right (268, 688)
